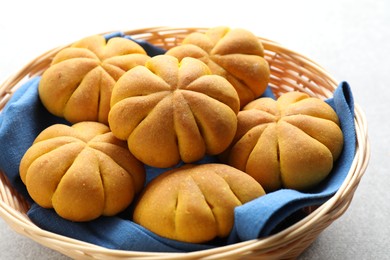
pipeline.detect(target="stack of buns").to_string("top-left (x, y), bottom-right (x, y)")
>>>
top-left (19, 26), bottom-right (343, 243)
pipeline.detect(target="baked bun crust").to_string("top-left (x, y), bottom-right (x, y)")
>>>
top-left (224, 91), bottom-right (344, 191)
top-left (166, 26), bottom-right (270, 107)
top-left (133, 163), bottom-right (265, 243)
top-left (39, 35), bottom-right (150, 124)
top-left (19, 121), bottom-right (145, 221)
top-left (109, 55), bottom-right (240, 168)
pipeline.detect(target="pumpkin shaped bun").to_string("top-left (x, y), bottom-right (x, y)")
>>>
top-left (109, 55), bottom-right (240, 168)
top-left (166, 26), bottom-right (270, 107)
top-left (19, 121), bottom-right (145, 222)
top-left (133, 163), bottom-right (265, 243)
top-left (38, 35), bottom-right (150, 124)
top-left (224, 91), bottom-right (344, 192)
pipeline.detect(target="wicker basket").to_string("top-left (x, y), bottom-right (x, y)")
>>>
top-left (0, 27), bottom-right (370, 259)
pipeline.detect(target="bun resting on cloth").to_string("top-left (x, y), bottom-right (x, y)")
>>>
top-left (19, 121), bottom-right (146, 222)
top-left (108, 55), bottom-right (240, 168)
top-left (38, 34), bottom-right (150, 124)
top-left (223, 91), bottom-right (344, 192)
top-left (166, 26), bottom-right (270, 107)
top-left (133, 163), bottom-right (266, 243)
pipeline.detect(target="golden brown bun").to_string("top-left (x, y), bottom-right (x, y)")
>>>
top-left (166, 26), bottom-right (270, 107)
top-left (38, 35), bottom-right (150, 124)
top-left (109, 55), bottom-right (240, 168)
top-left (133, 163), bottom-right (265, 243)
top-left (19, 121), bottom-right (145, 221)
top-left (224, 91), bottom-right (344, 191)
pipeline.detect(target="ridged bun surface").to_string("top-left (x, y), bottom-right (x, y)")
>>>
top-left (166, 26), bottom-right (270, 107)
top-left (109, 55), bottom-right (240, 168)
top-left (224, 91), bottom-right (344, 191)
top-left (19, 121), bottom-right (145, 221)
top-left (133, 163), bottom-right (265, 243)
top-left (38, 35), bottom-right (150, 124)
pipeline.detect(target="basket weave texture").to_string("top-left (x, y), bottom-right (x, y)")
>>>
top-left (0, 27), bottom-right (370, 259)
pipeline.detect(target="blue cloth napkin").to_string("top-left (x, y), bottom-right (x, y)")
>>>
top-left (0, 33), bottom-right (355, 252)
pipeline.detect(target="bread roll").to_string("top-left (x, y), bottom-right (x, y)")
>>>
top-left (39, 35), bottom-right (150, 124)
top-left (133, 163), bottom-right (265, 243)
top-left (166, 26), bottom-right (270, 107)
top-left (224, 91), bottom-right (344, 191)
top-left (19, 121), bottom-right (145, 221)
top-left (109, 55), bottom-right (240, 168)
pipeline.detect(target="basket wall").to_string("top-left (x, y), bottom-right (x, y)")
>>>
top-left (0, 27), bottom-right (370, 260)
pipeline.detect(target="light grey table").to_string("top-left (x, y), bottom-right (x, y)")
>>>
top-left (0, 0), bottom-right (388, 259)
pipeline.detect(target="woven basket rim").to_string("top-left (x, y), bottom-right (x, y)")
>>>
top-left (0, 26), bottom-right (370, 259)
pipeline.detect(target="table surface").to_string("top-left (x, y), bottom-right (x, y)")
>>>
top-left (0, 0), bottom-right (388, 259)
